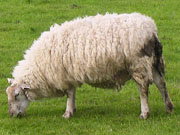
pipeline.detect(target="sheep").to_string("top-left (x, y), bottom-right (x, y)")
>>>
top-left (6, 12), bottom-right (173, 119)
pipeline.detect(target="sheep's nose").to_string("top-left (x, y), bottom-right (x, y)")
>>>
top-left (10, 112), bottom-right (13, 117)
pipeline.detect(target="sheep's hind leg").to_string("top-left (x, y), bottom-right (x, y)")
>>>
top-left (153, 70), bottom-right (173, 114)
top-left (132, 71), bottom-right (150, 119)
top-left (63, 88), bottom-right (76, 119)
top-left (138, 84), bottom-right (150, 119)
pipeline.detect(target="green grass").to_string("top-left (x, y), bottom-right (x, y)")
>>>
top-left (0, 0), bottom-right (180, 134)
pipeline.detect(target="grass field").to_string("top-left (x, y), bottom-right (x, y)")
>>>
top-left (0, 0), bottom-right (180, 134)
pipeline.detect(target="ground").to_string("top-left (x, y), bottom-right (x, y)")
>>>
top-left (0, 0), bottom-right (180, 134)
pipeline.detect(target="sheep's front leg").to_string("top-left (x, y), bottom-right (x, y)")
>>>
top-left (63, 88), bottom-right (76, 119)
top-left (138, 85), bottom-right (149, 119)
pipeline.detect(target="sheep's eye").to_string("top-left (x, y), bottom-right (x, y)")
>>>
top-left (15, 93), bottom-right (19, 100)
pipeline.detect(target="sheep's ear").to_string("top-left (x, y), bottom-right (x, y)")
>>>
top-left (20, 84), bottom-right (30, 90)
top-left (8, 78), bottom-right (14, 84)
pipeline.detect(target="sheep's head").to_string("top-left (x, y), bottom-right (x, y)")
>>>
top-left (6, 78), bottom-right (30, 117)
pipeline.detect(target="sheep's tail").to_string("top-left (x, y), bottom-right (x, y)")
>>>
top-left (154, 34), bottom-right (165, 76)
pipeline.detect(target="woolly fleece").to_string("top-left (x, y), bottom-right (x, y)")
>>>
top-left (12, 13), bottom-right (158, 100)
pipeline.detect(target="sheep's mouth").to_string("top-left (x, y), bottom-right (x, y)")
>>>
top-left (17, 112), bottom-right (24, 118)
top-left (9, 111), bottom-right (26, 118)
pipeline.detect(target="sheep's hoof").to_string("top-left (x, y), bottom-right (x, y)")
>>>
top-left (139, 112), bottom-right (149, 120)
top-left (62, 111), bottom-right (73, 119)
top-left (166, 102), bottom-right (174, 114)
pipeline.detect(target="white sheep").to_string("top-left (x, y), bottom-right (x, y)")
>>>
top-left (6, 13), bottom-right (173, 119)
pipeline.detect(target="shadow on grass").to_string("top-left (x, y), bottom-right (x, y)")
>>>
top-left (24, 103), bottom-right (178, 121)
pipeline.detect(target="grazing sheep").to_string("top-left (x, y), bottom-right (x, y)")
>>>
top-left (6, 13), bottom-right (173, 119)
